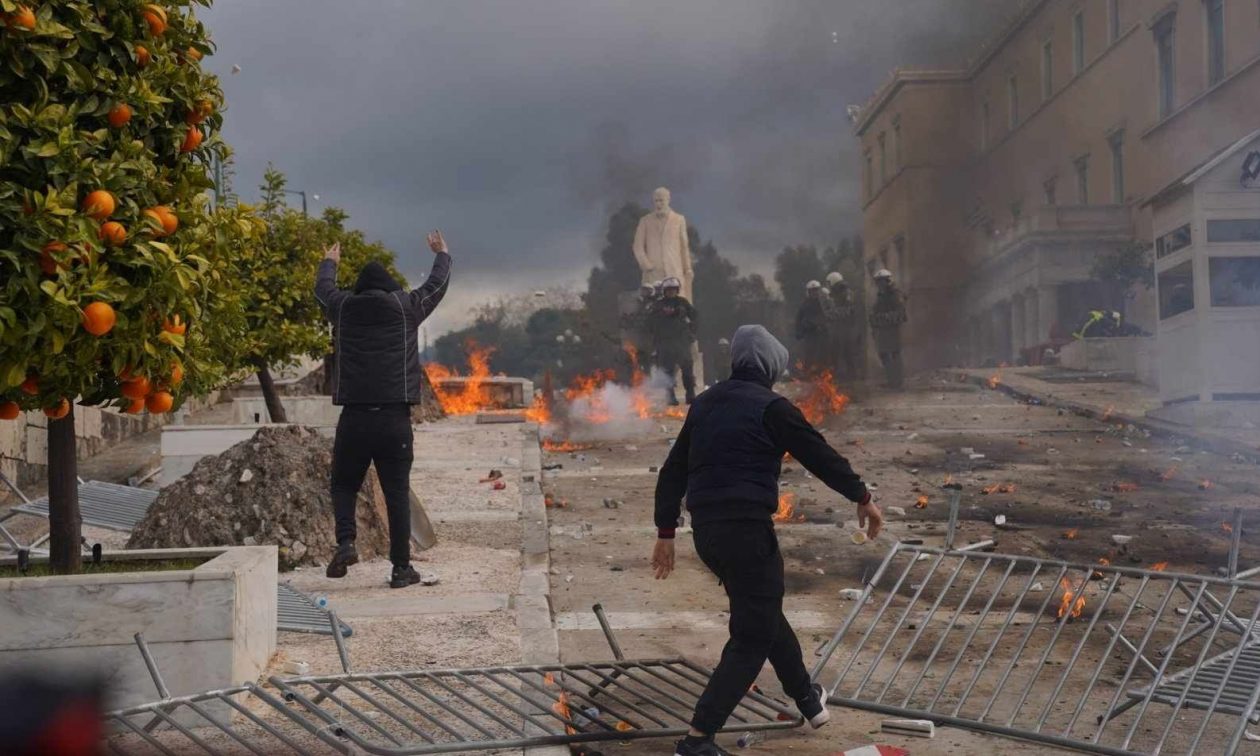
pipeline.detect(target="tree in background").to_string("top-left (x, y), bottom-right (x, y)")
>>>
top-left (1091, 241), bottom-right (1154, 316)
top-left (774, 245), bottom-right (827, 321)
top-left (585, 202), bottom-right (646, 342)
top-left (0, 0), bottom-right (229, 572)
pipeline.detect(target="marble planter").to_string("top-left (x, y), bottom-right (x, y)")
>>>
top-left (0, 546), bottom-right (277, 713)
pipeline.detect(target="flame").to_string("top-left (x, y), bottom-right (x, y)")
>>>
top-left (544, 672), bottom-right (556, 686)
top-left (915, 495), bottom-right (929, 509)
top-left (615, 720), bottom-right (634, 733)
top-left (1151, 561), bottom-right (1169, 572)
top-left (1159, 466), bottom-right (1178, 482)
top-left (1098, 556), bottom-right (1111, 567)
top-left (424, 341), bottom-right (496, 415)
top-left (564, 370), bottom-right (617, 424)
top-left (797, 369), bottom-right (851, 424)
top-left (981, 483), bottom-right (1016, 495)
top-left (543, 440), bottom-right (594, 453)
top-left (1057, 578), bottom-right (1086, 619)
top-left (1113, 482), bottom-right (1140, 493)
top-left (1102, 405), bottom-right (1116, 421)
top-left (1063, 528), bottom-right (1078, 540)
top-left (772, 492), bottom-right (805, 523)
top-left (662, 405), bottom-right (687, 419)
top-left (552, 691), bottom-right (577, 735)
top-left (987, 363), bottom-right (1007, 390)
top-left (1222, 522), bottom-right (1234, 534)
top-left (1199, 479), bottom-right (1215, 490)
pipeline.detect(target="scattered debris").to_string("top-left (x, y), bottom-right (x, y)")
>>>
top-left (281, 660), bottom-right (311, 676)
top-left (602, 498), bottom-right (622, 509)
top-left (542, 463), bottom-right (564, 471)
top-left (480, 469), bottom-right (503, 483)
top-left (881, 719), bottom-right (935, 739)
top-left (885, 506), bottom-right (906, 517)
top-left (914, 495), bottom-right (929, 509)
top-left (420, 573), bottom-right (440, 586)
top-left (1063, 528), bottom-right (1078, 540)
top-left (850, 531), bottom-right (868, 545)
top-left (839, 588), bottom-right (865, 600)
top-left (994, 514), bottom-right (1007, 526)
top-left (492, 480), bottom-right (507, 491)
top-left (1089, 499), bottom-right (1113, 511)
top-left (1111, 534), bottom-right (1133, 546)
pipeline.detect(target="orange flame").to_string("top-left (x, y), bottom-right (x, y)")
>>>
top-left (1222, 522), bottom-right (1234, 534)
top-left (981, 483), bottom-right (1016, 495)
top-left (987, 363), bottom-right (1007, 390)
top-left (1057, 578), bottom-right (1086, 619)
top-left (543, 440), bottom-right (594, 453)
top-left (1063, 528), bottom-right (1078, 540)
top-left (1159, 466), bottom-right (1178, 482)
top-left (1151, 561), bottom-right (1169, 572)
top-left (1113, 482), bottom-right (1140, 493)
top-left (915, 495), bottom-right (929, 509)
top-left (615, 720), bottom-right (634, 733)
top-left (1098, 556), bottom-right (1111, 566)
top-left (1102, 405), bottom-right (1116, 421)
top-left (662, 405), bottom-right (687, 419)
top-left (1199, 479), bottom-right (1215, 490)
top-left (552, 691), bottom-right (577, 735)
top-left (772, 492), bottom-right (805, 523)
top-left (543, 672), bottom-right (556, 686)
top-left (797, 369), bottom-right (850, 424)
top-left (424, 341), bottom-right (496, 415)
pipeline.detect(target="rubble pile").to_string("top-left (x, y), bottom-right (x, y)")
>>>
top-left (127, 425), bottom-right (393, 569)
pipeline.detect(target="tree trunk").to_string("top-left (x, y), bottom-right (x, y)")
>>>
top-left (47, 404), bottom-right (81, 574)
top-left (255, 361), bottom-right (289, 423)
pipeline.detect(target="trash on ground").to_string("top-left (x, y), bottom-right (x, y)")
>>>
top-left (851, 531), bottom-right (868, 545)
top-left (1111, 534), bottom-right (1133, 546)
top-left (420, 573), bottom-right (440, 586)
top-left (281, 660), bottom-right (310, 676)
top-left (480, 469), bottom-right (503, 482)
top-left (881, 719), bottom-right (935, 738)
top-left (885, 506), bottom-right (906, 517)
top-left (839, 588), bottom-right (865, 600)
top-left (1089, 499), bottom-right (1113, 511)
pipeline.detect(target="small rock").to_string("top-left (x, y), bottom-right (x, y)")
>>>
top-left (420, 573), bottom-right (440, 586)
top-left (886, 506), bottom-right (907, 517)
top-left (1111, 535), bottom-right (1133, 546)
top-left (239, 468), bottom-right (254, 483)
top-left (1030, 582), bottom-right (1045, 592)
top-left (290, 540), bottom-right (307, 560)
top-left (610, 565), bottom-right (624, 572)
top-left (242, 536), bottom-right (258, 546)
top-left (839, 588), bottom-right (864, 600)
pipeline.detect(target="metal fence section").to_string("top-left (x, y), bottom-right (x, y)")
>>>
top-left (15, 479), bottom-right (158, 531)
top-left (810, 542), bottom-right (1260, 755)
top-left (270, 658), bottom-right (800, 754)
top-left (278, 584), bottom-right (353, 638)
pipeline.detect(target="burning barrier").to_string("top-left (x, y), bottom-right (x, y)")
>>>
top-left (423, 342), bottom-right (496, 415)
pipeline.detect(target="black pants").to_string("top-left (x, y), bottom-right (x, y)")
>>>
top-left (879, 350), bottom-right (904, 389)
top-left (331, 404), bottom-right (413, 566)
top-left (657, 347), bottom-right (696, 403)
top-left (690, 520), bottom-right (812, 734)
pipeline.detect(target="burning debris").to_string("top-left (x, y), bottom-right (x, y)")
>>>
top-left (795, 369), bottom-right (851, 424)
top-left (423, 342), bottom-right (497, 415)
top-left (1151, 561), bottom-right (1169, 572)
top-left (980, 483), bottom-right (1016, 495)
top-left (1063, 528), bottom-right (1078, 540)
top-left (914, 495), bottom-right (929, 509)
top-left (987, 363), bottom-right (1007, 390)
top-left (1056, 577), bottom-right (1087, 619)
top-left (772, 492), bottom-right (805, 523)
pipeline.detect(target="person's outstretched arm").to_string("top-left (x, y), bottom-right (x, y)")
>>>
top-left (408, 230), bottom-right (453, 322)
top-left (314, 243), bottom-right (349, 320)
top-left (764, 398), bottom-right (883, 538)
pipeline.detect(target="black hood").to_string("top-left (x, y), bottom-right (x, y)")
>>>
top-left (354, 261), bottom-right (402, 294)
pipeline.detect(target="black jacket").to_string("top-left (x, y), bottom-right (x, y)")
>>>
top-left (314, 254), bottom-right (452, 405)
top-left (654, 365), bottom-right (868, 537)
top-left (648, 296), bottom-right (698, 352)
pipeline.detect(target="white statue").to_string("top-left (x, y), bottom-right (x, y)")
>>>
top-left (633, 187), bottom-right (693, 301)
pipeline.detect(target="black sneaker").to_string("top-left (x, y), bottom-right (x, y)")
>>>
top-left (795, 682), bottom-right (831, 729)
top-left (673, 736), bottom-right (729, 756)
top-left (325, 541), bottom-right (358, 578)
top-left (390, 563), bottom-right (421, 589)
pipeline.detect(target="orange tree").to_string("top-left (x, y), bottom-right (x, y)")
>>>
top-left (0, 0), bottom-right (228, 572)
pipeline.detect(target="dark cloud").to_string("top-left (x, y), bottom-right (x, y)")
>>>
top-left (201, 0), bottom-right (1012, 335)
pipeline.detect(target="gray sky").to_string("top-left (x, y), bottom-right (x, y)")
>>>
top-left (201, 0), bottom-right (1011, 336)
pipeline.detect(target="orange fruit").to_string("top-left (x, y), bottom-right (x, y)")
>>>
top-left (162, 315), bottom-right (186, 336)
top-left (135, 45), bottom-right (151, 68)
top-left (145, 390), bottom-right (173, 414)
top-left (19, 375), bottom-right (38, 395)
top-left (121, 376), bottom-right (151, 400)
top-left (169, 362), bottom-right (184, 385)
top-left (98, 221), bottom-right (127, 246)
top-left (82, 302), bottom-right (117, 336)
top-left (141, 4), bottom-right (166, 36)
top-left (179, 126), bottom-right (203, 153)
top-left (0, 401), bottom-right (19, 420)
top-left (179, 46), bottom-right (203, 64)
top-left (5, 6), bottom-right (35, 30)
top-left (107, 103), bottom-right (132, 128)
top-left (44, 399), bottom-right (71, 420)
top-left (82, 190), bottom-right (115, 220)
top-left (154, 205), bottom-right (178, 235)
top-left (185, 100), bottom-right (213, 125)
top-left (124, 398), bottom-right (145, 414)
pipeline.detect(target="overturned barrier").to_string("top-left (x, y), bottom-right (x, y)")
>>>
top-left (810, 541), bottom-right (1260, 755)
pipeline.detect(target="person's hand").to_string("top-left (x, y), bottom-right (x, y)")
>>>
top-left (651, 539), bottom-right (675, 580)
top-left (323, 242), bottom-right (341, 263)
top-left (427, 230), bottom-right (448, 255)
top-left (857, 497), bottom-right (883, 541)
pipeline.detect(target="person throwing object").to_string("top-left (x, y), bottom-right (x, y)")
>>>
top-left (315, 231), bottom-right (452, 588)
top-left (651, 325), bottom-right (881, 756)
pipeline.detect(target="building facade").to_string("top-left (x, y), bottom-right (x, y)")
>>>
top-left (855, 0), bottom-right (1260, 378)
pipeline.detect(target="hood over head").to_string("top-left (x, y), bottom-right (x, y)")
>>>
top-left (354, 261), bottom-right (403, 294)
top-left (730, 325), bottom-right (789, 386)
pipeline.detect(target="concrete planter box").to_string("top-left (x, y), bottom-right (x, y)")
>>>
top-left (160, 424), bottom-right (335, 486)
top-left (230, 395), bottom-right (341, 426)
top-left (0, 546), bottom-right (277, 713)
top-left (434, 376), bottom-right (534, 408)
top-left (1058, 337), bottom-right (1158, 387)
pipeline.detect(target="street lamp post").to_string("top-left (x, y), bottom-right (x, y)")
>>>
top-left (282, 189), bottom-right (319, 216)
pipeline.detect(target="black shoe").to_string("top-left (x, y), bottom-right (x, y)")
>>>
top-left (390, 563), bottom-right (421, 589)
top-left (325, 541), bottom-right (358, 578)
top-left (668, 393), bottom-right (680, 406)
top-left (795, 682), bottom-right (831, 729)
top-left (674, 736), bottom-right (729, 756)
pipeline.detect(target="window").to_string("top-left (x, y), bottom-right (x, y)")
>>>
top-left (1207, 219), bottom-right (1260, 242)
top-left (1007, 75), bottom-right (1019, 129)
top-left (1156, 223), bottom-right (1192, 258)
top-left (1206, 0), bottom-right (1225, 85)
top-left (1209, 257), bottom-right (1260, 306)
top-left (980, 100), bottom-right (991, 149)
top-left (1155, 14), bottom-right (1176, 117)
top-left (864, 151), bottom-right (873, 200)
top-left (1044, 177), bottom-right (1058, 206)
top-left (1042, 40), bottom-right (1054, 99)
top-left (1158, 260), bottom-right (1195, 319)
top-left (1073, 10), bottom-right (1086, 73)
top-left (1109, 0), bottom-right (1120, 42)
top-left (1108, 131), bottom-right (1125, 203)
top-left (878, 132), bottom-right (887, 184)
top-left (893, 118), bottom-right (902, 171)
top-left (1074, 155), bottom-right (1089, 204)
